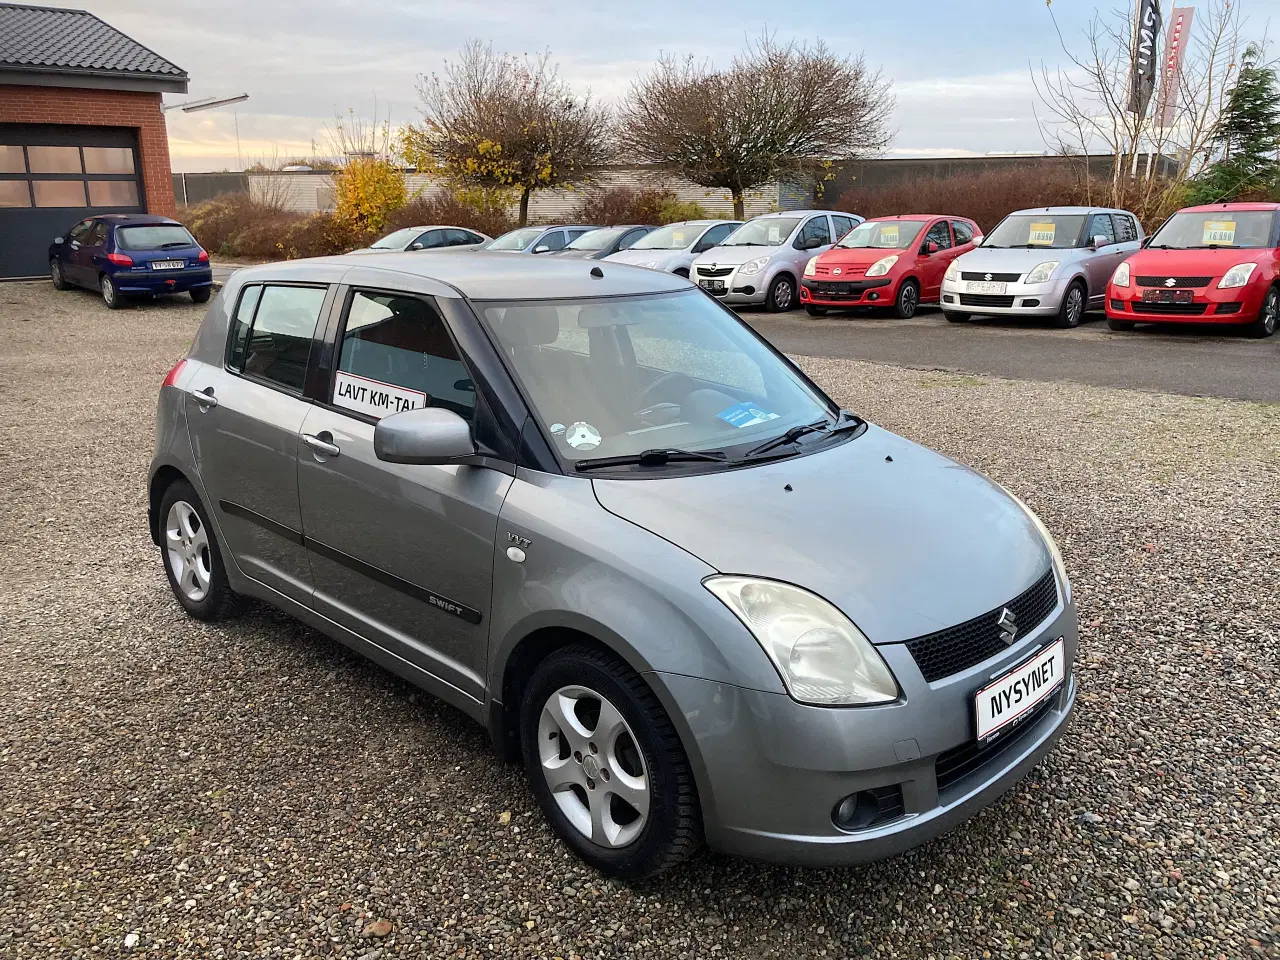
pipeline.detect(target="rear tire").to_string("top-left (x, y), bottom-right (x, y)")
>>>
top-left (893, 279), bottom-right (920, 319)
top-left (943, 310), bottom-right (969, 323)
top-left (190, 287), bottom-right (212, 304)
top-left (100, 273), bottom-right (122, 310)
top-left (158, 480), bottom-right (244, 621)
top-left (520, 644), bottom-right (702, 879)
top-left (805, 305), bottom-right (828, 317)
top-left (1053, 281), bottom-right (1086, 328)
top-left (1244, 286), bottom-right (1278, 338)
top-left (50, 259), bottom-right (69, 290)
top-left (1107, 318), bottom-right (1136, 332)
top-left (765, 274), bottom-right (795, 312)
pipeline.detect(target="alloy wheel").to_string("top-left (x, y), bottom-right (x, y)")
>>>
top-left (1065, 287), bottom-right (1083, 325)
top-left (899, 283), bottom-right (919, 318)
top-left (1264, 290), bottom-right (1278, 334)
top-left (102, 276), bottom-right (116, 307)
top-left (538, 685), bottom-right (650, 848)
top-left (50, 261), bottom-right (62, 286)
top-left (165, 500), bottom-right (212, 602)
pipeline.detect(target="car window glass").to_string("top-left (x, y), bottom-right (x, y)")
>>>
top-left (235, 285), bottom-right (326, 392)
top-left (1088, 214), bottom-right (1116, 245)
top-left (1114, 215), bottom-right (1138, 243)
top-left (227, 285), bottom-right (263, 370)
top-left (694, 223), bottom-right (735, 252)
top-left (798, 217), bottom-right (832, 247)
top-left (540, 231), bottom-right (568, 251)
top-left (447, 229), bottom-right (479, 246)
top-left (951, 220), bottom-right (974, 245)
top-left (984, 214), bottom-right (1088, 249)
top-left (413, 230), bottom-right (442, 249)
top-left (569, 229), bottom-right (592, 241)
top-left (924, 221), bottom-right (952, 250)
top-left (86, 222), bottom-right (108, 246)
top-left (832, 215), bottom-right (856, 240)
top-left (116, 225), bottom-right (196, 250)
top-left (68, 220), bottom-right (93, 242)
top-left (334, 290), bottom-right (475, 421)
top-left (619, 228), bottom-right (648, 250)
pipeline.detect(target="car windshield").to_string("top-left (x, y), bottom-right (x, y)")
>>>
top-left (369, 228), bottom-right (421, 250)
top-left (983, 214), bottom-right (1087, 249)
top-left (1147, 210), bottom-right (1275, 249)
top-left (721, 218), bottom-right (801, 247)
top-left (479, 290), bottom-right (839, 467)
top-left (631, 223), bottom-right (700, 250)
top-left (488, 227), bottom-right (543, 251)
top-left (116, 225), bottom-right (197, 250)
top-left (837, 220), bottom-right (927, 249)
top-left (567, 227), bottom-right (627, 251)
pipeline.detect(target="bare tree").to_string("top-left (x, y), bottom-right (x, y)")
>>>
top-left (617, 35), bottom-right (894, 219)
top-left (403, 41), bottom-right (613, 225)
top-left (1033, 0), bottom-right (1243, 223)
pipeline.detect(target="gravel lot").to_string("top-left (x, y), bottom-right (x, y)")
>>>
top-left (2, 280), bottom-right (1277, 959)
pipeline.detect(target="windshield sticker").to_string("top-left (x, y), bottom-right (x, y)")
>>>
top-left (767, 226), bottom-right (783, 244)
top-left (549, 422), bottom-right (566, 436)
top-left (333, 371), bottom-right (426, 419)
top-left (717, 402), bottom-right (782, 429)
top-left (877, 225), bottom-right (899, 247)
top-left (1203, 220), bottom-right (1236, 244)
top-left (671, 231), bottom-right (686, 246)
top-left (1028, 222), bottom-right (1057, 245)
top-left (564, 421), bottom-right (601, 450)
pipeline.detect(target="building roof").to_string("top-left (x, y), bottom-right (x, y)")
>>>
top-left (0, 3), bottom-right (188, 93)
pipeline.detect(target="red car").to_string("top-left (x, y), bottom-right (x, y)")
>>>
top-left (799, 215), bottom-right (981, 318)
top-left (1107, 201), bottom-right (1279, 338)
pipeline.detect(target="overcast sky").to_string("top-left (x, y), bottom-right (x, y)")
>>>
top-left (76, 0), bottom-right (1279, 172)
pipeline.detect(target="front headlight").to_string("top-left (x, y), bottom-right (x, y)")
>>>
top-left (996, 483), bottom-right (1072, 604)
top-left (737, 256), bottom-right (771, 277)
top-left (803, 256), bottom-right (819, 277)
top-left (1218, 262), bottom-right (1257, 288)
top-left (866, 255), bottom-right (899, 277)
top-left (1025, 261), bottom-right (1060, 284)
top-left (1112, 261), bottom-right (1130, 287)
top-left (704, 576), bottom-right (898, 706)
top-left (944, 259), bottom-right (961, 282)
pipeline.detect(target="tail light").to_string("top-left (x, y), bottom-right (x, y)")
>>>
top-left (107, 252), bottom-right (133, 266)
top-left (162, 359), bottom-right (187, 389)
top-left (197, 248), bottom-right (209, 262)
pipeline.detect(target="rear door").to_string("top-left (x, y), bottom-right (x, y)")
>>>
top-left (1083, 213), bottom-right (1122, 301)
top-left (185, 282), bottom-right (332, 603)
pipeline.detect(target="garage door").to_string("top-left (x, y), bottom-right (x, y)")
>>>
top-left (0, 124), bottom-right (144, 280)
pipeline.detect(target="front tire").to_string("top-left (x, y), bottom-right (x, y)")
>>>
top-left (893, 279), bottom-right (920, 319)
top-left (158, 480), bottom-right (244, 621)
top-left (520, 644), bottom-right (702, 879)
top-left (1245, 286), bottom-right (1278, 338)
top-left (1053, 281), bottom-right (1086, 328)
top-left (190, 287), bottom-right (212, 303)
top-left (50, 259), bottom-right (69, 290)
top-left (100, 273), bottom-right (122, 310)
top-left (765, 274), bottom-right (795, 312)
top-left (1108, 317), bottom-right (1136, 331)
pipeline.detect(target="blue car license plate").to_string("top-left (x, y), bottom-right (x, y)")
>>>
top-left (152, 259), bottom-right (185, 270)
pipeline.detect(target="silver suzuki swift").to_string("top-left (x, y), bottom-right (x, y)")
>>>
top-left (150, 252), bottom-right (1077, 878)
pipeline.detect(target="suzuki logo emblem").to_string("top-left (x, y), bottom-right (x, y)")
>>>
top-left (984, 273), bottom-right (993, 281)
top-left (1164, 277), bottom-right (1176, 287)
top-left (996, 607), bottom-right (1018, 645)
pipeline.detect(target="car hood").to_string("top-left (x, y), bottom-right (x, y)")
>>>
top-left (550, 249), bottom-right (601, 259)
top-left (592, 425), bottom-right (1052, 644)
top-left (1123, 246), bottom-right (1267, 277)
top-left (606, 249), bottom-right (685, 267)
top-left (955, 247), bottom-right (1086, 272)
top-left (692, 245), bottom-right (782, 267)
top-left (819, 246), bottom-right (906, 267)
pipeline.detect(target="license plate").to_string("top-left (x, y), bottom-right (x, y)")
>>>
top-left (152, 259), bottom-right (185, 270)
top-left (967, 281), bottom-right (1007, 295)
top-left (1142, 288), bottom-right (1193, 303)
top-left (974, 638), bottom-right (1065, 741)
top-left (698, 279), bottom-right (726, 293)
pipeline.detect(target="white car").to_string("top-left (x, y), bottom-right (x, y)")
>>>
top-left (689, 211), bottom-right (863, 312)
top-left (604, 220), bottom-right (742, 276)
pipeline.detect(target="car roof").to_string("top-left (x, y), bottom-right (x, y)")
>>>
top-left (393, 224), bottom-right (485, 232)
top-left (1007, 206), bottom-right (1129, 216)
top-left (748, 209), bottom-right (830, 219)
top-left (235, 251), bottom-right (691, 301)
top-left (95, 214), bottom-right (180, 226)
top-left (863, 213), bottom-right (958, 221)
top-left (1179, 201), bottom-right (1280, 213)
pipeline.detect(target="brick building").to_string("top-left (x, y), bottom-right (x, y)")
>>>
top-left (0, 3), bottom-right (187, 279)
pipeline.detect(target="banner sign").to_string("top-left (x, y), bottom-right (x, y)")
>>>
top-left (1157, 6), bottom-right (1195, 127)
top-left (1128, 0), bottom-right (1164, 116)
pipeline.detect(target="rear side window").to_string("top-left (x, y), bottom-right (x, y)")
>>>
top-left (832, 215), bottom-right (856, 239)
top-left (446, 228), bottom-right (480, 246)
top-left (226, 284), bottom-right (326, 393)
top-left (951, 220), bottom-right (974, 245)
top-left (1114, 214), bottom-right (1139, 242)
top-left (332, 290), bottom-right (475, 421)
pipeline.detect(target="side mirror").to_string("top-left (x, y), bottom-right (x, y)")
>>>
top-left (1090, 235), bottom-right (1109, 249)
top-left (408, 242), bottom-right (424, 251)
top-left (532, 244), bottom-right (550, 254)
top-left (925, 241), bottom-right (939, 255)
top-left (972, 235), bottom-right (984, 247)
top-left (374, 407), bottom-right (476, 465)
top-left (53, 237), bottom-right (64, 245)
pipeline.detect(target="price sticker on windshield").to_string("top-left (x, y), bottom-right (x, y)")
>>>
top-left (1203, 220), bottom-right (1236, 245)
top-left (671, 231), bottom-right (685, 246)
top-left (767, 226), bottom-right (783, 243)
top-left (878, 225), bottom-right (899, 246)
top-left (1028, 222), bottom-right (1056, 245)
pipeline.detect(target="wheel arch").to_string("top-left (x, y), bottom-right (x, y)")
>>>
top-left (148, 464), bottom-right (188, 545)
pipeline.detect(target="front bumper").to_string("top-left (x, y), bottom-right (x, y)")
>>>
top-left (116, 267), bottom-right (213, 295)
top-left (650, 594), bottom-right (1078, 866)
top-left (1106, 281), bottom-right (1263, 324)
top-left (694, 266), bottom-right (770, 304)
top-left (940, 276), bottom-right (1071, 316)
top-left (800, 276), bottom-right (894, 307)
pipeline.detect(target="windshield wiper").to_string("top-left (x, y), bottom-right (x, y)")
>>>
top-left (742, 412), bottom-right (863, 460)
top-left (158, 241), bottom-right (192, 249)
top-left (575, 448), bottom-right (729, 471)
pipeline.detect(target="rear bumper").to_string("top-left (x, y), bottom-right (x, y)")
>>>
top-left (116, 268), bottom-right (213, 294)
top-left (1106, 282), bottom-right (1263, 324)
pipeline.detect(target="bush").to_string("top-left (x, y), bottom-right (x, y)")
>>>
top-left (571, 186), bottom-right (709, 225)
top-left (332, 157), bottom-right (407, 235)
top-left (178, 194), bottom-right (359, 261)
top-left (382, 193), bottom-right (515, 239)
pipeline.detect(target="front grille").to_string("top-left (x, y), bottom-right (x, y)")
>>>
top-left (1135, 275), bottom-right (1212, 288)
top-left (696, 266), bottom-right (733, 278)
top-left (815, 265), bottom-right (866, 277)
top-left (905, 569), bottom-right (1058, 683)
top-left (935, 694), bottom-right (1058, 795)
top-left (1131, 301), bottom-right (1208, 315)
top-left (959, 294), bottom-right (1016, 308)
top-left (962, 271), bottom-right (1021, 282)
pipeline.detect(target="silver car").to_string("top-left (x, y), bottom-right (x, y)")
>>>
top-left (689, 210), bottom-right (864, 311)
top-left (149, 252), bottom-right (1077, 878)
top-left (351, 224), bottom-right (489, 254)
top-left (940, 206), bottom-right (1144, 327)
top-left (603, 219), bottom-right (743, 276)
top-left (485, 224), bottom-right (598, 254)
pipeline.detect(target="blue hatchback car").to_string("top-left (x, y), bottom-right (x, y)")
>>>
top-left (48, 214), bottom-right (213, 310)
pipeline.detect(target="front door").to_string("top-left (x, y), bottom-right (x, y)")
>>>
top-left (61, 218), bottom-right (93, 284)
top-left (917, 220), bottom-right (955, 299)
top-left (185, 281), bottom-right (331, 603)
top-left (77, 220), bottom-right (108, 288)
top-left (296, 287), bottom-right (512, 700)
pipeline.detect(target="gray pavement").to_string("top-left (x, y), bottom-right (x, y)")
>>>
top-left (746, 307), bottom-right (1280, 404)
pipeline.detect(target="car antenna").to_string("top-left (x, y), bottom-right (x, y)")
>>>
top-left (590, 265), bottom-right (604, 278)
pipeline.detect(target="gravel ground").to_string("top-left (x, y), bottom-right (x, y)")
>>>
top-left (2, 280), bottom-right (1277, 959)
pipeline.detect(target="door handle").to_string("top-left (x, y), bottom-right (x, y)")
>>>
top-left (303, 432), bottom-right (340, 458)
top-left (192, 386), bottom-right (218, 409)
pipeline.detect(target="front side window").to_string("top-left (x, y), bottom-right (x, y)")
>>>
top-left (538, 231), bottom-right (569, 251)
top-left (68, 220), bottom-right (93, 242)
top-left (722, 217), bottom-right (802, 247)
top-left (838, 220), bottom-right (926, 250)
top-left (693, 223), bottom-right (736, 252)
top-left (333, 290), bottom-right (474, 421)
top-left (923, 220), bottom-right (952, 250)
top-left (228, 284), bottom-right (326, 392)
top-left (86, 222), bottom-right (108, 246)
top-left (116, 225), bottom-right (196, 250)
top-left (480, 291), bottom-right (837, 466)
top-left (1147, 210), bottom-right (1274, 249)
top-left (984, 214), bottom-right (1087, 249)
top-left (1087, 214), bottom-right (1116, 245)
top-left (796, 217), bottom-right (832, 248)
top-left (618, 228), bottom-right (649, 250)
